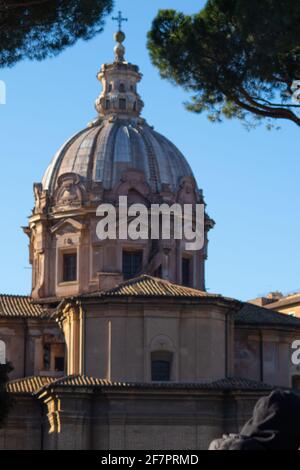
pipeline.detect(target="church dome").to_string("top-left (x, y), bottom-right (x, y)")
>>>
top-left (27, 23), bottom-right (213, 302)
top-left (42, 119), bottom-right (194, 194)
top-left (42, 29), bottom-right (195, 195)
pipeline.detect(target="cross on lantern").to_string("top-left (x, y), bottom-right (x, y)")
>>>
top-left (112, 11), bottom-right (128, 31)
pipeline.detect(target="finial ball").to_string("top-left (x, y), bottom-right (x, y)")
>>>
top-left (114, 31), bottom-right (126, 44)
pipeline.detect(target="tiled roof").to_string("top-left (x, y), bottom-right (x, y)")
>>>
top-left (236, 302), bottom-right (300, 328)
top-left (7, 376), bottom-right (55, 394)
top-left (265, 294), bottom-right (300, 310)
top-left (42, 375), bottom-right (126, 389)
top-left (84, 275), bottom-right (232, 300)
top-left (38, 375), bottom-right (273, 393)
top-left (7, 374), bottom-right (275, 397)
top-left (0, 295), bottom-right (45, 318)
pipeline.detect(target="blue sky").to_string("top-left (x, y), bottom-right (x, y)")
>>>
top-left (0, 0), bottom-right (299, 301)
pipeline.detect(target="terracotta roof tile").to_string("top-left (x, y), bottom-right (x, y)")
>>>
top-left (7, 374), bottom-right (275, 396)
top-left (265, 294), bottom-right (300, 310)
top-left (44, 375), bottom-right (126, 388)
top-left (7, 376), bottom-right (55, 394)
top-left (39, 374), bottom-right (274, 393)
top-left (84, 275), bottom-right (230, 300)
top-left (0, 295), bottom-right (45, 318)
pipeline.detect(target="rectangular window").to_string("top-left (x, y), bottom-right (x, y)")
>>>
top-left (55, 356), bottom-right (65, 372)
top-left (151, 351), bottom-right (172, 382)
top-left (63, 253), bottom-right (77, 282)
top-left (182, 257), bottom-right (191, 287)
top-left (152, 360), bottom-right (171, 382)
top-left (122, 251), bottom-right (143, 280)
top-left (106, 99), bottom-right (111, 110)
top-left (43, 343), bottom-right (51, 370)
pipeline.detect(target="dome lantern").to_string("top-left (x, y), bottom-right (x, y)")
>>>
top-left (95, 13), bottom-right (144, 119)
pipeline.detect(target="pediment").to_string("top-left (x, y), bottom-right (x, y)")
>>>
top-left (51, 218), bottom-right (85, 235)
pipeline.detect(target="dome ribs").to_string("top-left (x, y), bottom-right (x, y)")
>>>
top-left (42, 119), bottom-right (199, 196)
top-left (138, 125), bottom-right (161, 193)
top-left (86, 125), bottom-right (104, 184)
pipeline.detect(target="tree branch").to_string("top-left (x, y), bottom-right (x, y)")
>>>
top-left (235, 87), bottom-right (300, 124)
top-left (254, 98), bottom-right (300, 109)
top-left (3, 0), bottom-right (51, 9)
top-left (232, 94), bottom-right (300, 126)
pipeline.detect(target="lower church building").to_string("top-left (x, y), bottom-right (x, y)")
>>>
top-left (1, 28), bottom-right (300, 450)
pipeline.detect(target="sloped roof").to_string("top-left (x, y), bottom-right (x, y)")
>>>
top-left (0, 295), bottom-right (45, 318)
top-left (236, 302), bottom-right (300, 328)
top-left (264, 293), bottom-right (300, 310)
top-left (39, 375), bottom-right (273, 392)
top-left (7, 375), bottom-right (274, 396)
top-left (2, 279), bottom-right (299, 331)
top-left (83, 275), bottom-right (233, 301)
top-left (7, 376), bottom-right (54, 394)
top-left (41, 375), bottom-right (127, 389)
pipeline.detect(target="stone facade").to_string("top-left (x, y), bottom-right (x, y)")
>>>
top-left (59, 292), bottom-right (238, 381)
top-left (0, 296), bottom-right (64, 380)
top-left (235, 326), bottom-right (296, 386)
top-left (0, 377), bottom-right (273, 450)
top-left (1, 283), bottom-right (300, 450)
top-left (1, 27), bottom-right (300, 450)
top-left (249, 293), bottom-right (300, 389)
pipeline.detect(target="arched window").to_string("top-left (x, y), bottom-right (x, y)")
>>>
top-left (0, 340), bottom-right (6, 364)
top-left (151, 351), bottom-right (172, 382)
top-left (108, 84), bottom-right (113, 92)
top-left (119, 83), bottom-right (126, 93)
